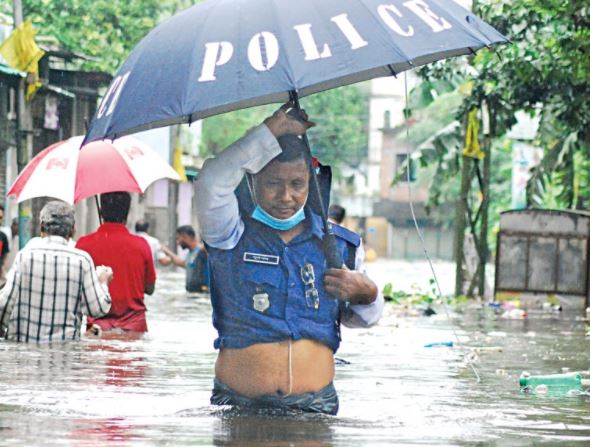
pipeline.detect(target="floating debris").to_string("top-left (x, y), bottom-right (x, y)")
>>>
top-left (424, 341), bottom-right (454, 348)
top-left (502, 308), bottom-right (527, 319)
top-left (470, 346), bottom-right (503, 353)
top-left (519, 371), bottom-right (590, 395)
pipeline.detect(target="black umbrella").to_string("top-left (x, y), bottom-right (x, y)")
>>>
top-left (85, 0), bottom-right (507, 265)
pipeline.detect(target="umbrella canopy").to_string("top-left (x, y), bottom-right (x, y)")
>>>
top-left (7, 136), bottom-right (180, 204)
top-left (85, 0), bottom-right (508, 142)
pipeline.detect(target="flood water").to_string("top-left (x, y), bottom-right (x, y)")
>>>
top-left (1, 260), bottom-right (590, 446)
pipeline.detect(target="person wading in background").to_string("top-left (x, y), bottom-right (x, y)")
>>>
top-left (76, 192), bottom-right (156, 334)
top-left (161, 225), bottom-right (210, 293)
top-left (0, 201), bottom-right (112, 342)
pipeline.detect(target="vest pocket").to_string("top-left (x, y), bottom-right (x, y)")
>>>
top-left (241, 263), bottom-right (284, 314)
top-left (242, 263), bottom-right (283, 287)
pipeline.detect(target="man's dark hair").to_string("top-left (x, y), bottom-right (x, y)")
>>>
top-left (135, 219), bottom-right (149, 233)
top-left (0, 204), bottom-right (4, 211)
top-left (176, 225), bottom-right (196, 239)
top-left (100, 191), bottom-right (131, 223)
top-left (274, 134), bottom-right (310, 165)
top-left (329, 204), bottom-right (346, 224)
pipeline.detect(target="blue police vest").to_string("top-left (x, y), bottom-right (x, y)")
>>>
top-left (207, 210), bottom-right (360, 352)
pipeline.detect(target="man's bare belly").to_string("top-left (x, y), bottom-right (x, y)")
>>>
top-left (215, 339), bottom-right (335, 397)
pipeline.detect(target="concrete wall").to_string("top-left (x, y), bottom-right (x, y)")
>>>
top-left (495, 210), bottom-right (590, 309)
top-left (389, 226), bottom-right (454, 260)
top-left (345, 215), bottom-right (453, 260)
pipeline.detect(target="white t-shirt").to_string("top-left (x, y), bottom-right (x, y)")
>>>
top-left (136, 231), bottom-right (167, 261)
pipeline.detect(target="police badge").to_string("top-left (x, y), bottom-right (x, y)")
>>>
top-left (252, 292), bottom-right (270, 312)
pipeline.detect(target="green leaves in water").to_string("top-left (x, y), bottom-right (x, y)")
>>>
top-left (382, 280), bottom-right (468, 307)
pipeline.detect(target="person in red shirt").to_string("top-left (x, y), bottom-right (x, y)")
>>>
top-left (76, 192), bottom-right (156, 333)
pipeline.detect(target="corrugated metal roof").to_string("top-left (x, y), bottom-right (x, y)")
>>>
top-left (0, 64), bottom-right (75, 98)
top-left (0, 63), bottom-right (25, 78)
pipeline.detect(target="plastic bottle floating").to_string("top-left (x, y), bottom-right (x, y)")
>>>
top-left (520, 371), bottom-right (590, 395)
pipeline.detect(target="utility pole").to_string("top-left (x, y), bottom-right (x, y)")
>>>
top-left (455, 1), bottom-right (493, 299)
top-left (454, 149), bottom-right (470, 297)
top-left (478, 101), bottom-right (491, 297)
top-left (13, 0), bottom-right (32, 248)
top-left (168, 125), bottom-right (179, 249)
top-left (455, 104), bottom-right (492, 299)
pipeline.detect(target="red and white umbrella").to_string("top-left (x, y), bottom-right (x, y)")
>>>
top-left (7, 136), bottom-right (181, 204)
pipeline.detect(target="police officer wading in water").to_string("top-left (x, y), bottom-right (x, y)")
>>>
top-left (195, 103), bottom-right (383, 415)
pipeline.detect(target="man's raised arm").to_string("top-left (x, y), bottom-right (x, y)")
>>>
top-left (194, 104), bottom-right (313, 250)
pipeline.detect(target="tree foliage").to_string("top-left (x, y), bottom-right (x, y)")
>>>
top-left (200, 85), bottom-right (369, 178)
top-left (400, 86), bottom-right (512, 235)
top-left (305, 85), bottom-right (369, 173)
top-left (200, 104), bottom-right (274, 157)
top-left (11, 0), bottom-right (203, 73)
top-left (417, 0), bottom-right (590, 211)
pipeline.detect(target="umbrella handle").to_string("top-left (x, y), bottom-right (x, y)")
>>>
top-left (323, 232), bottom-right (343, 269)
top-left (290, 91), bottom-right (343, 269)
top-left (94, 196), bottom-right (103, 225)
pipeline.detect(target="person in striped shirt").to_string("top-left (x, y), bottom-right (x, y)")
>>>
top-left (0, 201), bottom-right (112, 342)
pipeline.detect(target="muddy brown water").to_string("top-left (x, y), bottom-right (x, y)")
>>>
top-left (1, 263), bottom-right (589, 446)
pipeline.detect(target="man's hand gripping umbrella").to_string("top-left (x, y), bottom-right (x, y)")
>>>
top-left (265, 102), bottom-right (378, 306)
top-left (269, 97), bottom-right (344, 270)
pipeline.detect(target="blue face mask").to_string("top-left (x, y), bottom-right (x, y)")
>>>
top-left (251, 205), bottom-right (306, 231)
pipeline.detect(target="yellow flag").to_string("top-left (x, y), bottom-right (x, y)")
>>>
top-left (25, 65), bottom-right (43, 101)
top-left (463, 108), bottom-right (485, 160)
top-left (0, 21), bottom-right (45, 101)
top-left (0, 20), bottom-right (45, 73)
top-left (173, 145), bottom-right (188, 182)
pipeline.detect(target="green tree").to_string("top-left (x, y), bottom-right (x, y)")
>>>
top-left (305, 85), bottom-right (369, 173)
top-left (5, 1), bottom-right (204, 73)
top-left (392, 0), bottom-right (590, 263)
top-left (418, 0), bottom-right (590, 211)
top-left (396, 86), bottom-right (512, 235)
top-left (200, 105), bottom-right (274, 157)
top-left (200, 85), bottom-right (369, 179)
top-left (22, 1), bottom-right (162, 72)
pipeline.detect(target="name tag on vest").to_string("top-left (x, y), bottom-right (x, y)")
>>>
top-left (243, 252), bottom-right (280, 265)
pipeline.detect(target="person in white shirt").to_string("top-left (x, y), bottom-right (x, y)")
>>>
top-left (135, 219), bottom-right (171, 266)
top-left (0, 201), bottom-right (112, 342)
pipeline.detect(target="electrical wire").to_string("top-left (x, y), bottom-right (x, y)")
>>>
top-left (403, 72), bottom-right (481, 383)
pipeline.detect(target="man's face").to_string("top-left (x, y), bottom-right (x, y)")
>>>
top-left (254, 159), bottom-right (309, 219)
top-left (176, 234), bottom-right (191, 250)
top-left (0, 209), bottom-right (4, 225)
